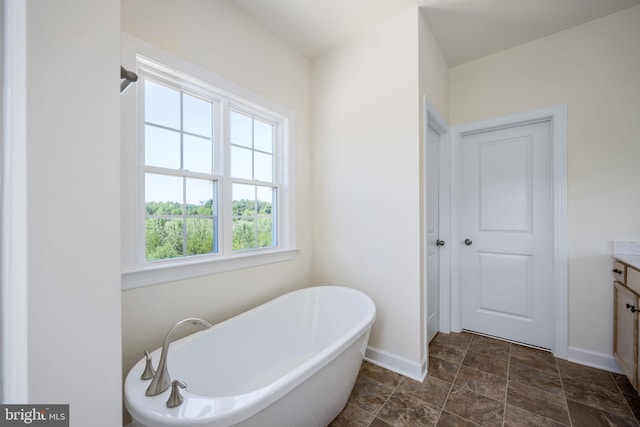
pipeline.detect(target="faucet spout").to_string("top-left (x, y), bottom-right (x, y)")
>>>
top-left (145, 317), bottom-right (212, 397)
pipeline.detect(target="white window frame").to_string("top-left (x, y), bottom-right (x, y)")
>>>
top-left (121, 34), bottom-right (297, 289)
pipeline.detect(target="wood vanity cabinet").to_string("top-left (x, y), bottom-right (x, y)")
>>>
top-left (613, 259), bottom-right (640, 390)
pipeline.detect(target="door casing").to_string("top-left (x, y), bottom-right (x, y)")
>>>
top-left (2, 0), bottom-right (29, 402)
top-left (448, 105), bottom-right (568, 358)
top-left (423, 98), bottom-right (450, 366)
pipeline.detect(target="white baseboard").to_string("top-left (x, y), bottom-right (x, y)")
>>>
top-left (364, 346), bottom-right (426, 382)
top-left (365, 345), bottom-right (622, 382)
top-left (567, 346), bottom-right (623, 374)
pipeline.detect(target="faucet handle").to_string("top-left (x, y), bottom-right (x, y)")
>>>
top-left (166, 380), bottom-right (187, 408)
top-left (141, 350), bottom-right (156, 380)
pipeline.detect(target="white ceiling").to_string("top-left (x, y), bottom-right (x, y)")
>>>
top-left (232, 0), bottom-right (640, 66)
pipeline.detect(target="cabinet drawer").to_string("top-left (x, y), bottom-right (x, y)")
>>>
top-left (614, 261), bottom-right (626, 284)
top-left (629, 267), bottom-right (640, 295)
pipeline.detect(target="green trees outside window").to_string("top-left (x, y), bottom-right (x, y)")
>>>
top-left (145, 198), bottom-right (273, 260)
top-left (232, 198), bottom-right (274, 251)
top-left (139, 76), bottom-right (282, 265)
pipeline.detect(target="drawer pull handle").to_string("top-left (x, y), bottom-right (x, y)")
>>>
top-left (626, 303), bottom-right (640, 313)
top-left (613, 269), bottom-right (623, 274)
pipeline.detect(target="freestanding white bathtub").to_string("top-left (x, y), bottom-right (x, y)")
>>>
top-left (125, 286), bottom-right (376, 427)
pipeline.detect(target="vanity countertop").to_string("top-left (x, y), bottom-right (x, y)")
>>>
top-left (613, 254), bottom-right (640, 271)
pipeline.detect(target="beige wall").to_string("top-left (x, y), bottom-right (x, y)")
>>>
top-left (449, 6), bottom-right (640, 355)
top-left (120, 0), bottom-right (313, 413)
top-left (25, 0), bottom-right (122, 424)
top-left (419, 10), bottom-right (449, 121)
top-left (418, 9), bottom-right (450, 363)
top-left (312, 7), bottom-right (448, 371)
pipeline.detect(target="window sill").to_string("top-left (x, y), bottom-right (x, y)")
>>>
top-left (121, 248), bottom-right (299, 290)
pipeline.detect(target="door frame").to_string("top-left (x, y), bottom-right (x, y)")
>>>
top-left (2, 0), bottom-right (29, 402)
top-left (449, 105), bottom-right (568, 358)
top-left (423, 97), bottom-right (450, 365)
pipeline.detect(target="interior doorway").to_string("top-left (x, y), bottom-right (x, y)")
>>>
top-left (460, 120), bottom-right (553, 349)
top-left (449, 105), bottom-right (568, 358)
top-left (426, 125), bottom-right (440, 343)
top-left (423, 99), bottom-right (449, 359)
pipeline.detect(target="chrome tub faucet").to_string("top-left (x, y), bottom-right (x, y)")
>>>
top-left (145, 318), bottom-right (212, 397)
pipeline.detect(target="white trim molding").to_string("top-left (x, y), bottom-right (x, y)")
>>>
top-left (568, 346), bottom-right (623, 374)
top-left (122, 248), bottom-right (299, 289)
top-left (425, 98), bottom-right (449, 135)
top-left (2, 0), bottom-right (29, 403)
top-left (422, 96), bottom-right (451, 356)
top-left (365, 346), bottom-right (427, 382)
top-left (448, 104), bottom-right (568, 359)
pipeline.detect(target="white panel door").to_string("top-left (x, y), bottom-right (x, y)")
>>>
top-left (426, 126), bottom-right (440, 343)
top-left (461, 121), bottom-right (552, 349)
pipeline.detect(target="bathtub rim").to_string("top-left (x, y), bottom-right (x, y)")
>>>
top-left (125, 285), bottom-right (376, 426)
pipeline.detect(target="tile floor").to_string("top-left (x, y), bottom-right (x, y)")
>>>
top-left (330, 332), bottom-right (640, 427)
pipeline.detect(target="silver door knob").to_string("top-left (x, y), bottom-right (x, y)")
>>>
top-left (464, 239), bottom-right (473, 246)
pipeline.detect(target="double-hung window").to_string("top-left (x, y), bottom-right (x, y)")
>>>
top-left (229, 110), bottom-right (278, 251)
top-left (143, 79), bottom-right (219, 260)
top-left (121, 42), bottom-right (295, 288)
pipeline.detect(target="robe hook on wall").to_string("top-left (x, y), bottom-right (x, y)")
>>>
top-left (121, 66), bottom-right (138, 94)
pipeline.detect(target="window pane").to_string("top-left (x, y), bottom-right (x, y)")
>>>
top-left (257, 217), bottom-right (274, 248)
top-left (233, 183), bottom-right (255, 216)
top-left (231, 146), bottom-right (253, 179)
top-left (186, 178), bottom-right (215, 215)
top-left (256, 186), bottom-right (273, 214)
top-left (183, 135), bottom-right (212, 174)
top-left (186, 218), bottom-right (214, 255)
top-left (146, 218), bottom-right (184, 260)
top-left (230, 111), bottom-right (252, 148)
top-left (145, 80), bottom-right (180, 130)
top-left (145, 174), bottom-right (183, 207)
top-left (145, 125), bottom-right (181, 169)
top-left (254, 119), bottom-right (273, 153)
top-left (233, 218), bottom-right (256, 250)
top-left (254, 152), bottom-right (273, 182)
top-left (183, 93), bottom-right (212, 137)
